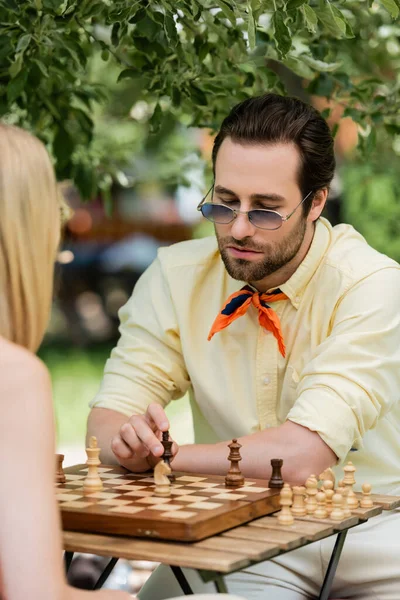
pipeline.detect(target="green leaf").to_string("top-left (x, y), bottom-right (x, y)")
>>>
top-left (9, 53), bottom-right (23, 78)
top-left (287, 0), bottom-right (307, 9)
top-left (111, 22), bottom-right (120, 47)
top-left (247, 5), bottom-right (256, 51)
top-left (149, 102), bottom-right (163, 133)
top-left (32, 58), bottom-right (49, 77)
top-left (273, 11), bottom-right (292, 58)
top-left (117, 68), bottom-right (142, 82)
top-left (54, 126), bottom-right (74, 169)
top-left (301, 4), bottom-right (318, 32)
top-left (380, 0), bottom-right (399, 18)
top-left (16, 34), bottom-right (32, 54)
top-left (215, 0), bottom-right (236, 25)
top-left (302, 55), bottom-right (342, 72)
top-left (317, 2), bottom-right (347, 38)
top-left (164, 14), bottom-right (178, 45)
top-left (7, 70), bottom-right (27, 102)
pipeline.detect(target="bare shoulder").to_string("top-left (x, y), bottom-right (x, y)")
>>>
top-left (0, 337), bottom-right (50, 396)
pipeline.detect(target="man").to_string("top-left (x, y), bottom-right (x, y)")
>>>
top-left (88, 94), bottom-right (400, 599)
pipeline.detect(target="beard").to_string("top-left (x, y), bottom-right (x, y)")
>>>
top-left (217, 217), bottom-right (307, 284)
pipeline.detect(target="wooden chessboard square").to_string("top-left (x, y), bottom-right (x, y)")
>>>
top-left (170, 488), bottom-right (196, 496)
top-left (85, 492), bottom-right (120, 499)
top-left (148, 504), bottom-right (184, 511)
top-left (187, 501), bottom-right (223, 510)
top-left (65, 482), bottom-right (87, 488)
top-left (61, 501), bottom-right (95, 508)
top-left (176, 476), bottom-right (207, 482)
top-left (57, 493), bottom-right (83, 502)
top-left (187, 482), bottom-right (220, 488)
top-left (66, 475), bottom-right (85, 481)
top-left (98, 499), bottom-right (133, 507)
top-left (123, 490), bottom-right (155, 498)
top-left (136, 497), bottom-right (171, 505)
top-left (109, 505), bottom-right (145, 515)
top-left (161, 510), bottom-right (197, 519)
top-left (176, 494), bottom-right (210, 502)
top-left (213, 493), bottom-right (247, 500)
top-left (103, 479), bottom-right (136, 485)
top-left (136, 477), bottom-right (156, 482)
top-left (241, 486), bottom-right (269, 493)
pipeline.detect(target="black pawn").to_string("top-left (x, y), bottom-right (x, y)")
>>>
top-left (269, 458), bottom-right (284, 488)
top-left (161, 431), bottom-right (175, 482)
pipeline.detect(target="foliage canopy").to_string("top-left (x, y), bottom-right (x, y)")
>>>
top-left (1, 0), bottom-right (400, 198)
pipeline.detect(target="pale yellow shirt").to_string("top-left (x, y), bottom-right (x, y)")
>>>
top-left (91, 218), bottom-right (400, 493)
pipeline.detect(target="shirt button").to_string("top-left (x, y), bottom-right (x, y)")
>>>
top-left (263, 376), bottom-right (270, 385)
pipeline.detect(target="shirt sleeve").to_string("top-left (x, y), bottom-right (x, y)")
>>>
top-left (287, 266), bottom-right (400, 463)
top-left (89, 252), bottom-right (191, 418)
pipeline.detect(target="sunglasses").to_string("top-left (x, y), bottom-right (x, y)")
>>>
top-left (197, 186), bottom-right (313, 231)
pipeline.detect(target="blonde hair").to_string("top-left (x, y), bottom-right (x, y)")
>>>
top-left (0, 123), bottom-right (61, 352)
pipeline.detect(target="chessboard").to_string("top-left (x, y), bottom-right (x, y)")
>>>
top-left (57, 464), bottom-right (281, 542)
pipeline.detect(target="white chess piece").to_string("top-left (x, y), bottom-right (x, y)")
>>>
top-left (154, 461), bottom-right (172, 497)
top-left (83, 436), bottom-right (103, 495)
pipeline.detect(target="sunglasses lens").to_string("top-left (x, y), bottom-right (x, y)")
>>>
top-left (201, 203), bottom-right (234, 224)
top-left (250, 210), bottom-right (282, 230)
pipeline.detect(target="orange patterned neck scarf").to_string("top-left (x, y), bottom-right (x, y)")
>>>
top-left (208, 285), bottom-right (288, 357)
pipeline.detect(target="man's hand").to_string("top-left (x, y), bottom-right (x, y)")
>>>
top-left (111, 403), bottom-right (179, 471)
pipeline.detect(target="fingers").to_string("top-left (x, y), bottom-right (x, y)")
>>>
top-left (111, 434), bottom-right (134, 460)
top-left (146, 403), bottom-right (170, 432)
top-left (111, 404), bottom-right (172, 466)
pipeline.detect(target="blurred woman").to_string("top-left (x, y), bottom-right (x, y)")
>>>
top-left (0, 123), bottom-right (244, 600)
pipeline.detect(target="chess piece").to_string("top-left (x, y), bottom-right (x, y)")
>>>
top-left (225, 439), bottom-right (245, 487)
top-left (277, 483), bottom-right (294, 525)
top-left (347, 487), bottom-right (359, 510)
top-left (319, 467), bottom-right (335, 488)
top-left (268, 458), bottom-right (284, 489)
top-left (360, 483), bottom-right (374, 508)
top-left (161, 431), bottom-right (175, 482)
top-left (324, 480), bottom-right (334, 515)
top-left (343, 461), bottom-right (356, 490)
top-left (154, 461), bottom-right (172, 497)
top-left (305, 474), bottom-right (318, 515)
top-left (337, 484), bottom-right (351, 518)
top-left (330, 492), bottom-right (344, 521)
top-left (314, 490), bottom-right (328, 519)
top-left (56, 453), bottom-right (66, 484)
top-left (83, 436), bottom-right (103, 495)
top-left (291, 486), bottom-right (307, 517)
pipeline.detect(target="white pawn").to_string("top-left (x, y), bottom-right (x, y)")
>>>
top-left (360, 483), bottom-right (374, 508)
top-left (305, 474), bottom-right (318, 515)
top-left (330, 493), bottom-right (344, 521)
top-left (324, 480), bottom-right (334, 515)
top-left (278, 483), bottom-right (294, 525)
top-left (337, 484), bottom-right (351, 518)
top-left (292, 486), bottom-right (307, 517)
top-left (347, 487), bottom-right (359, 510)
top-left (83, 436), bottom-right (103, 495)
top-left (315, 490), bottom-right (328, 519)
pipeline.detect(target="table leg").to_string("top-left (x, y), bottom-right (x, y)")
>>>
top-left (170, 566), bottom-right (194, 595)
top-left (214, 575), bottom-right (229, 593)
top-left (93, 557), bottom-right (119, 590)
top-left (64, 551), bottom-right (74, 574)
top-left (318, 530), bottom-right (348, 600)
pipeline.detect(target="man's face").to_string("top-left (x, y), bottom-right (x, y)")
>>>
top-left (214, 139), bottom-right (309, 287)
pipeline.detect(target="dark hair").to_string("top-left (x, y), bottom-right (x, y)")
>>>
top-left (212, 93), bottom-right (336, 215)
